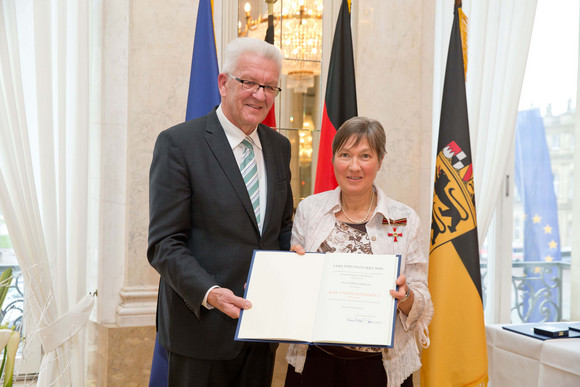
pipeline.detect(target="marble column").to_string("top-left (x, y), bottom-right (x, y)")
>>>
top-left (93, 0), bottom-right (198, 384)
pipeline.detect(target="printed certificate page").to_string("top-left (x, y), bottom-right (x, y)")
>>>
top-left (235, 251), bottom-right (400, 347)
top-left (312, 253), bottom-right (400, 346)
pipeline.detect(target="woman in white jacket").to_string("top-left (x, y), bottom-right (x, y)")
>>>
top-left (284, 117), bottom-right (433, 387)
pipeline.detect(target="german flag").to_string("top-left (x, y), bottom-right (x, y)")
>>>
top-left (262, 6), bottom-right (277, 128)
top-left (313, 0), bottom-right (357, 193)
top-left (421, 2), bottom-right (488, 386)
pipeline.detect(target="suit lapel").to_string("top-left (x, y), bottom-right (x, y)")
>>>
top-left (258, 125), bottom-right (277, 234)
top-left (204, 112), bottom-right (259, 230)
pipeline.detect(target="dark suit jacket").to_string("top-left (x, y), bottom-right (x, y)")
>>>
top-left (148, 109), bottom-right (293, 360)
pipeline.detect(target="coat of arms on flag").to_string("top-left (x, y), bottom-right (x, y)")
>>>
top-left (431, 140), bottom-right (477, 250)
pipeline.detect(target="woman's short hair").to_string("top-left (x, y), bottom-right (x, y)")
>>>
top-left (332, 116), bottom-right (387, 161)
top-left (222, 37), bottom-right (283, 75)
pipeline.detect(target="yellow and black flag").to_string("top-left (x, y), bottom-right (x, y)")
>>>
top-left (421, 2), bottom-right (488, 386)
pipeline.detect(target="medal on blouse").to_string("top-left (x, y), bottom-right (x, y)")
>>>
top-left (383, 217), bottom-right (407, 242)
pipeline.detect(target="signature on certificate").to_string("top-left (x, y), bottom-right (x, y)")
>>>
top-left (347, 316), bottom-right (382, 324)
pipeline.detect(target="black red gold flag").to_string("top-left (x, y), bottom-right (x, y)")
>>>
top-left (421, 2), bottom-right (488, 386)
top-left (262, 9), bottom-right (277, 128)
top-left (313, 0), bottom-right (357, 193)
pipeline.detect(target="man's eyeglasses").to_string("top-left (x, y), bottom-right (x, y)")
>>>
top-left (229, 75), bottom-right (282, 97)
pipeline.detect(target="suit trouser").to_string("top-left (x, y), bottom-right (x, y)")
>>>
top-left (167, 341), bottom-right (275, 387)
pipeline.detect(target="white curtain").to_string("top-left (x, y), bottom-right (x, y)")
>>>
top-left (0, 1), bottom-right (96, 385)
top-left (433, 0), bottom-right (538, 245)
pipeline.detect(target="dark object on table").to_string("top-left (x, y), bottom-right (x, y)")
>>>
top-left (533, 324), bottom-right (569, 337)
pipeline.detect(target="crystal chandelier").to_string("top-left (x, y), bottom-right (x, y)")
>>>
top-left (239, 0), bottom-right (323, 93)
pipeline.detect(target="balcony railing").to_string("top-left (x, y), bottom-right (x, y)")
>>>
top-left (481, 260), bottom-right (571, 323)
top-left (1, 270), bottom-right (24, 332)
top-left (0, 249), bottom-right (23, 332)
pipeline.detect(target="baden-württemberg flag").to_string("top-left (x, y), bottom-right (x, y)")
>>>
top-left (313, 0), bottom-right (357, 193)
top-left (421, 2), bottom-right (488, 386)
top-left (149, 1), bottom-right (220, 385)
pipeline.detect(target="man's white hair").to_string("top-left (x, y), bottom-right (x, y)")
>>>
top-left (221, 37), bottom-right (283, 76)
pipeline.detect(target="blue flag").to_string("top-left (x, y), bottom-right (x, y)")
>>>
top-left (148, 335), bottom-right (168, 386)
top-left (186, 0), bottom-right (221, 121)
top-left (149, 1), bottom-right (220, 385)
top-left (514, 108), bottom-right (561, 322)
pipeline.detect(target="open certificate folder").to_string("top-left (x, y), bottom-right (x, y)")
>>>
top-left (235, 251), bottom-right (401, 347)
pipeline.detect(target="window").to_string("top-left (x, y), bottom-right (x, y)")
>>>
top-left (553, 172), bottom-right (560, 200)
top-left (552, 134), bottom-right (561, 150)
top-left (0, 208), bottom-right (39, 378)
top-left (504, 0), bottom-right (577, 323)
top-left (480, 0), bottom-right (578, 325)
top-left (0, 210), bottom-right (22, 332)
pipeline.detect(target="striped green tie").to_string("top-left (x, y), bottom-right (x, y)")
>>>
top-left (240, 137), bottom-right (260, 224)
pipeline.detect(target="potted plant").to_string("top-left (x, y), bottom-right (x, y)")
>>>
top-left (0, 268), bottom-right (19, 387)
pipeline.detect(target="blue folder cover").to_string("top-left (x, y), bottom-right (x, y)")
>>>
top-left (235, 250), bottom-right (401, 348)
top-left (503, 322), bottom-right (580, 341)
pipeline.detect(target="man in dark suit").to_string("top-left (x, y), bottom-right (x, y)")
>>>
top-left (148, 37), bottom-right (294, 386)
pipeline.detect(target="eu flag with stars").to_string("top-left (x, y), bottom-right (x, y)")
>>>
top-left (514, 108), bottom-right (561, 322)
top-left (186, 0), bottom-right (221, 121)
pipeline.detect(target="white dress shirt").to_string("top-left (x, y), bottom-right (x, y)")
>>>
top-left (202, 105), bottom-right (269, 309)
top-left (216, 105), bottom-right (267, 233)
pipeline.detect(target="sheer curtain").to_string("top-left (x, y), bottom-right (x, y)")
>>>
top-left (433, 0), bottom-right (538, 245)
top-left (0, 1), bottom-right (96, 385)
